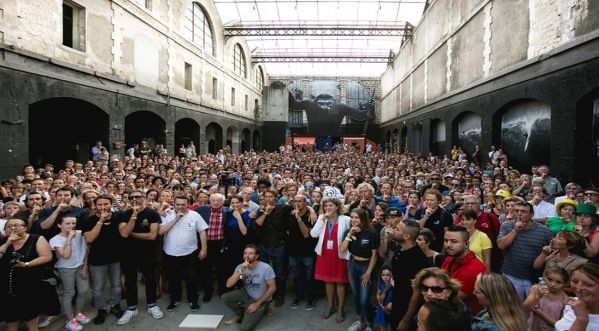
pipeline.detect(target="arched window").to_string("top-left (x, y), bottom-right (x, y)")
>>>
top-left (232, 44), bottom-right (247, 78)
top-left (255, 66), bottom-right (264, 91)
top-left (184, 2), bottom-right (214, 55)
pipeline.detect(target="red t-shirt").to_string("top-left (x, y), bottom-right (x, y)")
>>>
top-left (441, 251), bottom-right (487, 315)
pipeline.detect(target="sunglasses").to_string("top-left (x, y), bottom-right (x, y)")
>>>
top-left (419, 285), bottom-right (447, 293)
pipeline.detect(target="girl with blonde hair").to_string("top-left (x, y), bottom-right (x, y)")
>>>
top-left (472, 273), bottom-right (527, 331)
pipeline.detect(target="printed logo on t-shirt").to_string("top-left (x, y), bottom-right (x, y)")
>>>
top-left (141, 219), bottom-right (149, 228)
top-left (361, 239), bottom-right (370, 246)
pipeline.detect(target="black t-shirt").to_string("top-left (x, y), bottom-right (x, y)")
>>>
top-left (287, 209), bottom-right (317, 257)
top-left (415, 207), bottom-right (453, 252)
top-left (120, 208), bottom-right (160, 257)
top-left (254, 204), bottom-right (293, 248)
top-left (36, 206), bottom-right (87, 241)
top-left (344, 229), bottom-right (379, 259)
top-left (82, 212), bottom-right (124, 266)
top-left (391, 244), bottom-right (430, 327)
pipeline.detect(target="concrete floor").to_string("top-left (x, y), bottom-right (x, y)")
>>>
top-left (36, 283), bottom-right (358, 331)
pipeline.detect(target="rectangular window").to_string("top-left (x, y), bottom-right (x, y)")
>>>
top-left (231, 87), bottom-right (236, 106)
top-left (212, 77), bottom-right (218, 100)
top-left (184, 62), bottom-right (192, 90)
top-left (62, 1), bottom-right (85, 51)
top-left (245, 95), bottom-right (249, 112)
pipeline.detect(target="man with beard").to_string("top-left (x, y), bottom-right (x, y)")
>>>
top-left (441, 225), bottom-right (486, 314)
top-left (253, 189), bottom-right (293, 307)
top-left (82, 195), bottom-right (124, 324)
top-left (388, 220), bottom-right (429, 331)
top-left (13, 191), bottom-right (45, 232)
top-left (37, 187), bottom-right (86, 240)
top-left (222, 244), bottom-right (276, 331)
top-left (117, 190), bottom-right (163, 325)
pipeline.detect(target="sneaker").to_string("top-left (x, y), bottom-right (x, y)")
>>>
top-left (190, 302), bottom-right (200, 312)
top-left (93, 309), bottom-right (107, 325)
top-left (117, 309), bottom-right (138, 325)
top-left (111, 305), bottom-right (124, 318)
top-left (290, 299), bottom-right (300, 309)
top-left (364, 326), bottom-right (373, 331)
top-left (306, 301), bottom-right (315, 311)
top-left (147, 306), bottom-right (164, 319)
top-left (65, 319), bottom-right (83, 331)
top-left (224, 316), bottom-right (241, 325)
top-left (39, 315), bottom-right (58, 328)
top-left (347, 320), bottom-right (362, 331)
top-left (75, 313), bottom-right (91, 324)
top-left (167, 302), bottom-right (179, 312)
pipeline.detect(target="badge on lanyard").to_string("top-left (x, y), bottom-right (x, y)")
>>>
top-left (326, 217), bottom-right (337, 250)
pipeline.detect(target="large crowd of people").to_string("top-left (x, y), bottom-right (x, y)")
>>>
top-left (1, 141), bottom-right (599, 331)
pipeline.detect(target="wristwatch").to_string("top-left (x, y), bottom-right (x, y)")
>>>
top-left (25, 262), bottom-right (30, 267)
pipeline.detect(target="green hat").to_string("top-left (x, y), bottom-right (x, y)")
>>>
top-left (575, 203), bottom-right (597, 215)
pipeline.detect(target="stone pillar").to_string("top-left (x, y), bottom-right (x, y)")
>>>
top-left (262, 82), bottom-right (289, 151)
top-left (199, 125), bottom-right (207, 155)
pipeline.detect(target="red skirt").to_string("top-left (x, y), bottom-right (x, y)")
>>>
top-left (314, 223), bottom-right (349, 283)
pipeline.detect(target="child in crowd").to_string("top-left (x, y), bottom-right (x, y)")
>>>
top-left (523, 266), bottom-right (570, 331)
top-left (374, 266), bottom-right (393, 331)
top-left (49, 216), bottom-right (91, 331)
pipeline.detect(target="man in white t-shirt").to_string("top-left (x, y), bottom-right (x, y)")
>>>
top-left (160, 195), bottom-right (208, 312)
top-left (222, 244), bottom-right (276, 331)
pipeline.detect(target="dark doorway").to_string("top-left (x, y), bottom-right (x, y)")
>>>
top-left (206, 122), bottom-right (223, 154)
top-left (125, 111), bottom-right (166, 149)
top-left (576, 90), bottom-right (599, 186)
top-left (29, 98), bottom-right (109, 167)
top-left (431, 119), bottom-right (446, 155)
top-left (241, 128), bottom-right (251, 153)
top-left (175, 118), bottom-right (200, 155)
top-left (400, 127), bottom-right (408, 153)
top-left (253, 130), bottom-right (261, 151)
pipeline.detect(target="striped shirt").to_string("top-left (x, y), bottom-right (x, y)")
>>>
top-left (499, 220), bottom-right (552, 280)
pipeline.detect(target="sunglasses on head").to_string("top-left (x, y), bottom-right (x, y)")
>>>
top-left (419, 284), bottom-right (447, 293)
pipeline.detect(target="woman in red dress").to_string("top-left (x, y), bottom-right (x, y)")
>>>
top-left (311, 197), bottom-right (351, 323)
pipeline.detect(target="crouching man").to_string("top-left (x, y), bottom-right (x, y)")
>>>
top-left (222, 244), bottom-right (276, 331)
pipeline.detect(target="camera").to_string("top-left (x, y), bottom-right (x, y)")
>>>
top-left (219, 171), bottom-right (236, 187)
top-left (9, 252), bottom-right (24, 266)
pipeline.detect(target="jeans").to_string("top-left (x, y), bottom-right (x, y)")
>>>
top-left (57, 266), bottom-right (90, 316)
top-left (89, 262), bottom-right (122, 310)
top-left (258, 244), bottom-right (287, 299)
top-left (121, 256), bottom-right (156, 309)
top-left (165, 250), bottom-right (200, 304)
top-left (503, 273), bottom-right (531, 302)
top-left (348, 259), bottom-right (373, 324)
top-left (288, 256), bottom-right (314, 301)
top-left (221, 288), bottom-right (269, 331)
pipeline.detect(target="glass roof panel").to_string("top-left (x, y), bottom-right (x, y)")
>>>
top-left (214, 0), bottom-right (427, 77)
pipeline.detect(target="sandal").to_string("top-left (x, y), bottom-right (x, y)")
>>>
top-left (321, 307), bottom-right (336, 319)
top-left (335, 310), bottom-right (345, 323)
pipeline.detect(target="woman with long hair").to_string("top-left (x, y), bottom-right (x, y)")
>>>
top-left (340, 208), bottom-right (379, 331)
top-left (412, 267), bottom-right (462, 305)
top-left (471, 273), bottom-right (527, 331)
top-left (555, 263), bottom-right (599, 330)
top-left (310, 197), bottom-right (351, 323)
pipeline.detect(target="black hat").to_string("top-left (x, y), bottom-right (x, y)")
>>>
top-left (383, 207), bottom-right (403, 217)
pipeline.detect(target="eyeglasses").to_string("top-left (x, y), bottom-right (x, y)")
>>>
top-left (6, 224), bottom-right (26, 229)
top-left (419, 285), bottom-right (447, 293)
top-left (430, 177), bottom-right (440, 181)
top-left (129, 195), bottom-right (143, 200)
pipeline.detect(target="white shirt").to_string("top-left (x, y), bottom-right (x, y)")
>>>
top-left (530, 200), bottom-right (558, 219)
top-left (555, 304), bottom-right (599, 331)
top-left (49, 231), bottom-right (87, 269)
top-left (160, 210), bottom-right (208, 257)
